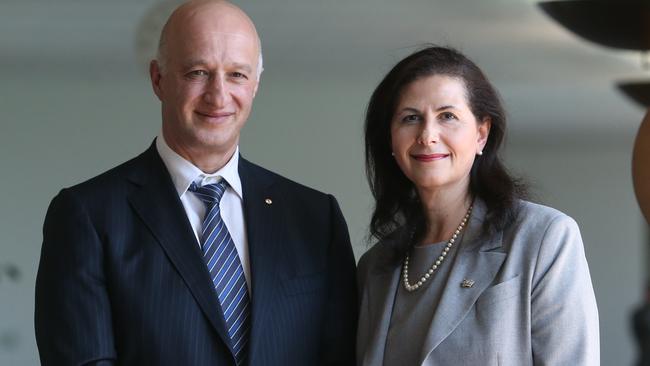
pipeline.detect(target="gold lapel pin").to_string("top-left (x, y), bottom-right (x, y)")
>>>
top-left (461, 279), bottom-right (475, 288)
top-left (265, 198), bottom-right (273, 205)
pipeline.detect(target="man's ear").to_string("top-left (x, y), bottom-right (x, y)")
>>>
top-left (150, 60), bottom-right (163, 101)
top-left (253, 77), bottom-right (260, 98)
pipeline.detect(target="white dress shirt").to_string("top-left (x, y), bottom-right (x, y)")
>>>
top-left (156, 134), bottom-right (250, 289)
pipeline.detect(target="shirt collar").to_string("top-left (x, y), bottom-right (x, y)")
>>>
top-left (155, 132), bottom-right (243, 199)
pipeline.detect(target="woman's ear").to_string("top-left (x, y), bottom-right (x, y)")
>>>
top-left (477, 116), bottom-right (491, 153)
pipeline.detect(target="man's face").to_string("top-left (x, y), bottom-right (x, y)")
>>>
top-left (151, 11), bottom-right (260, 163)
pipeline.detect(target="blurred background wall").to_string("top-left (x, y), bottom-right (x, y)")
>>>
top-left (1, 0), bottom-right (646, 364)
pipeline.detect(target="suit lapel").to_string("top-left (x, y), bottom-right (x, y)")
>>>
top-left (362, 262), bottom-right (401, 366)
top-left (418, 201), bottom-right (506, 365)
top-left (359, 233), bottom-right (409, 366)
top-left (237, 158), bottom-right (280, 363)
top-left (126, 144), bottom-right (233, 354)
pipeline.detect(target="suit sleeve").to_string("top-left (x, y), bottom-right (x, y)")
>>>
top-left (35, 189), bottom-right (117, 366)
top-left (319, 195), bottom-right (358, 366)
top-left (530, 215), bottom-right (600, 365)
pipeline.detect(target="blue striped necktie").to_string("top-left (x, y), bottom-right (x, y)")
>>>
top-left (189, 180), bottom-right (250, 365)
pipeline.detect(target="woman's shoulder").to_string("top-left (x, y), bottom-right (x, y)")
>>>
top-left (502, 200), bottom-right (582, 255)
top-left (357, 231), bottom-right (404, 276)
top-left (512, 199), bottom-right (579, 230)
top-left (493, 200), bottom-right (586, 284)
top-left (358, 238), bottom-right (393, 271)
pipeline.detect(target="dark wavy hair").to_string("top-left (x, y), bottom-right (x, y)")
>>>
top-left (365, 45), bottom-right (526, 251)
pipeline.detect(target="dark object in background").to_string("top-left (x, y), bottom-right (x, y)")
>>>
top-left (539, 1), bottom-right (650, 108)
top-left (0, 263), bottom-right (21, 283)
top-left (539, 1), bottom-right (650, 51)
top-left (0, 262), bottom-right (21, 352)
top-left (632, 282), bottom-right (650, 366)
top-left (619, 81), bottom-right (650, 108)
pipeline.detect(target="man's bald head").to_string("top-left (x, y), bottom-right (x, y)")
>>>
top-left (156, 0), bottom-right (263, 79)
top-left (149, 0), bottom-right (263, 171)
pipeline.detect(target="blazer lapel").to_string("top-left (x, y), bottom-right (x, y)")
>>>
top-left (126, 144), bottom-right (233, 354)
top-left (237, 158), bottom-right (281, 363)
top-left (361, 243), bottom-right (402, 366)
top-left (418, 201), bottom-right (506, 365)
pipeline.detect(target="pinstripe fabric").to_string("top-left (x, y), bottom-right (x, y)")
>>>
top-left (35, 143), bottom-right (358, 366)
top-left (189, 180), bottom-right (249, 365)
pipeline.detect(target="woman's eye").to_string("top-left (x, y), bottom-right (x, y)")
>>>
top-left (440, 112), bottom-right (456, 121)
top-left (402, 114), bottom-right (420, 123)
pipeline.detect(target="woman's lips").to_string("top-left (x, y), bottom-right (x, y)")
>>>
top-left (411, 153), bottom-right (449, 162)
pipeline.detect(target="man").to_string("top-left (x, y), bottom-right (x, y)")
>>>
top-left (34, 1), bottom-right (357, 365)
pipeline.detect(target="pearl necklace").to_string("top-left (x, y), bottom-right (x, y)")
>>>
top-left (402, 204), bottom-right (473, 292)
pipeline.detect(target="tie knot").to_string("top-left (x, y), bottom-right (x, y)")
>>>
top-left (189, 179), bottom-right (228, 206)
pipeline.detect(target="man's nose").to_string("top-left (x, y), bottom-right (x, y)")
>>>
top-left (203, 75), bottom-right (227, 106)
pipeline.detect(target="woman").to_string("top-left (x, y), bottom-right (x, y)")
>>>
top-left (357, 46), bottom-right (599, 365)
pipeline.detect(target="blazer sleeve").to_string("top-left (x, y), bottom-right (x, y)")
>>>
top-left (35, 189), bottom-right (117, 366)
top-left (530, 214), bottom-right (600, 365)
top-left (319, 195), bottom-right (358, 366)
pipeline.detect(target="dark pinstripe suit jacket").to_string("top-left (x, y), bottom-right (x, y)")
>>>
top-left (35, 142), bottom-right (357, 365)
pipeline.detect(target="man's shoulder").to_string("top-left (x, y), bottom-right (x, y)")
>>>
top-left (63, 146), bottom-right (155, 197)
top-left (239, 157), bottom-right (330, 200)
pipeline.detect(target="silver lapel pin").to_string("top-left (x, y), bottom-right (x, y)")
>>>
top-left (461, 279), bottom-right (475, 288)
top-left (264, 198), bottom-right (273, 205)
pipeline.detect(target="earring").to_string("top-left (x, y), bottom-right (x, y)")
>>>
top-left (477, 150), bottom-right (483, 156)
top-left (391, 152), bottom-right (395, 156)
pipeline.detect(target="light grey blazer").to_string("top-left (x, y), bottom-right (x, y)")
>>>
top-left (356, 200), bottom-right (599, 366)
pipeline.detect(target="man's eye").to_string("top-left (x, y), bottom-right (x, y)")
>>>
top-left (231, 72), bottom-right (248, 79)
top-left (188, 70), bottom-right (208, 77)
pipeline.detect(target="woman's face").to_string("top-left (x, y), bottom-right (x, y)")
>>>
top-left (390, 74), bottom-right (490, 194)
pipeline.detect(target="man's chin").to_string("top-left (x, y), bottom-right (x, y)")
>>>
top-left (193, 135), bottom-right (238, 153)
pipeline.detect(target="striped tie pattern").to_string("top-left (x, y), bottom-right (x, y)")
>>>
top-left (189, 180), bottom-right (250, 365)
